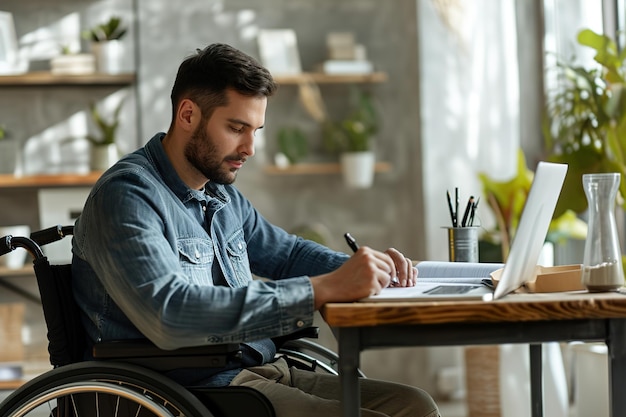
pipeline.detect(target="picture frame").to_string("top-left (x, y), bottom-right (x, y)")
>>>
top-left (0, 11), bottom-right (26, 75)
top-left (257, 29), bottom-right (302, 76)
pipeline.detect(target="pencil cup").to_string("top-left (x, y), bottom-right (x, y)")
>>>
top-left (445, 227), bottom-right (479, 263)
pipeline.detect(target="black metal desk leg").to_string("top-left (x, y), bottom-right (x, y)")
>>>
top-left (529, 344), bottom-right (543, 417)
top-left (607, 318), bottom-right (626, 417)
top-left (338, 327), bottom-right (361, 417)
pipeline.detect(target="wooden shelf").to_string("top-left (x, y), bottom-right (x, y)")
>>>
top-left (0, 172), bottom-right (102, 189)
top-left (264, 162), bottom-right (391, 175)
top-left (273, 72), bottom-right (388, 84)
top-left (0, 71), bottom-right (136, 87)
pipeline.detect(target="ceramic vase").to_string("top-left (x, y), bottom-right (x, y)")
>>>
top-left (90, 143), bottom-right (119, 171)
top-left (340, 151), bottom-right (375, 189)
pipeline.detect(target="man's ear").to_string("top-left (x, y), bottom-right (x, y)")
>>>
top-left (176, 99), bottom-right (200, 133)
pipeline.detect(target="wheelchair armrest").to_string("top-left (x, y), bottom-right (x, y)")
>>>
top-left (271, 326), bottom-right (319, 350)
top-left (93, 339), bottom-right (242, 371)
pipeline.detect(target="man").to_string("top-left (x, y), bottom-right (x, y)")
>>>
top-left (72, 43), bottom-right (440, 417)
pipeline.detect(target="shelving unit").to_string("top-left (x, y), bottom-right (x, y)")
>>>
top-left (0, 172), bottom-right (102, 188)
top-left (0, 71), bottom-right (135, 87)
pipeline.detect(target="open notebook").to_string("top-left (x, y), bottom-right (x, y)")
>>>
top-left (361, 161), bottom-right (568, 302)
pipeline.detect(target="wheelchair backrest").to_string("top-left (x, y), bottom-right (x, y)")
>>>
top-left (2, 225), bottom-right (86, 367)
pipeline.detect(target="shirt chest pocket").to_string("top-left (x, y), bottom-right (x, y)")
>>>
top-left (225, 232), bottom-right (252, 286)
top-left (177, 238), bottom-right (214, 285)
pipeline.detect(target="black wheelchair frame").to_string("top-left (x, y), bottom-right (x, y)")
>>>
top-left (0, 225), bottom-right (353, 417)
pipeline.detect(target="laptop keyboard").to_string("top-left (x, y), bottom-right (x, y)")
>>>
top-left (424, 285), bottom-right (481, 295)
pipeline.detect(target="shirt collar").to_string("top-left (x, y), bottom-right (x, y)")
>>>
top-left (144, 133), bottom-right (230, 205)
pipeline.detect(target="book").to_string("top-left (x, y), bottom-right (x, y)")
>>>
top-left (415, 261), bottom-right (504, 286)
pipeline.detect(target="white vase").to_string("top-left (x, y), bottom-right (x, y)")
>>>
top-left (90, 143), bottom-right (119, 171)
top-left (340, 151), bottom-right (375, 189)
top-left (91, 40), bottom-right (126, 74)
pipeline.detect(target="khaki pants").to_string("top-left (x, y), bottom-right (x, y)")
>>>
top-left (230, 357), bottom-right (440, 417)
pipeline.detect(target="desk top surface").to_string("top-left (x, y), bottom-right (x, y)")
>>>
top-left (322, 290), bottom-right (626, 327)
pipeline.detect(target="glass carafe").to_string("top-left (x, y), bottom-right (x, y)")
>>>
top-left (581, 173), bottom-right (624, 291)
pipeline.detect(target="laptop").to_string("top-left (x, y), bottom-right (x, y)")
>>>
top-left (361, 161), bottom-right (568, 302)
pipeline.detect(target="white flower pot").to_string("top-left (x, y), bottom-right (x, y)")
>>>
top-left (90, 143), bottom-right (119, 171)
top-left (340, 151), bottom-right (375, 189)
top-left (91, 40), bottom-right (126, 74)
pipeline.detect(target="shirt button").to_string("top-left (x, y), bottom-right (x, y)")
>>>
top-left (238, 242), bottom-right (243, 250)
top-left (195, 250), bottom-right (201, 259)
top-left (202, 205), bottom-right (207, 212)
top-left (296, 320), bottom-right (305, 328)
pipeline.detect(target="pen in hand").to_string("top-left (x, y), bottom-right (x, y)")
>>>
top-left (344, 232), bottom-right (400, 287)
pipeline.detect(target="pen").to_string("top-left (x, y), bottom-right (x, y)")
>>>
top-left (446, 190), bottom-right (457, 227)
top-left (461, 196), bottom-right (474, 227)
top-left (344, 232), bottom-right (400, 286)
top-left (468, 197), bottom-right (480, 226)
top-left (455, 187), bottom-right (459, 228)
top-left (344, 232), bottom-right (359, 252)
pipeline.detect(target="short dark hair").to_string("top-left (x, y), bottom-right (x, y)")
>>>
top-left (170, 43), bottom-right (277, 122)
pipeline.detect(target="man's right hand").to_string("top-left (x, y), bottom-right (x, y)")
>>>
top-left (310, 246), bottom-right (396, 309)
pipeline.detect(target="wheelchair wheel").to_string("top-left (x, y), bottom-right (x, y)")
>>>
top-left (0, 361), bottom-right (214, 417)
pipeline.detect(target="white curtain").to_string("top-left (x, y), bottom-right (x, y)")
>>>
top-left (418, 0), bottom-right (519, 262)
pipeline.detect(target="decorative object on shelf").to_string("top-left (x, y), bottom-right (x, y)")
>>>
top-left (319, 32), bottom-right (373, 75)
top-left (0, 11), bottom-right (28, 75)
top-left (0, 124), bottom-right (19, 175)
top-left (321, 88), bottom-right (379, 189)
top-left (86, 99), bottom-right (124, 171)
top-left (543, 28), bottom-right (626, 217)
top-left (84, 16), bottom-right (128, 74)
top-left (296, 76), bottom-right (379, 188)
top-left (257, 29), bottom-right (302, 76)
top-left (50, 45), bottom-right (95, 75)
top-left (276, 126), bottom-right (308, 167)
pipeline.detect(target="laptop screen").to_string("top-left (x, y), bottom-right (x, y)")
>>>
top-left (493, 161), bottom-right (568, 299)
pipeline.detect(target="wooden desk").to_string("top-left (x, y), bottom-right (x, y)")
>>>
top-left (322, 291), bottom-right (626, 417)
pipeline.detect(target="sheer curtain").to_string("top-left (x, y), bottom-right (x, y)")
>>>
top-left (418, 0), bottom-right (519, 262)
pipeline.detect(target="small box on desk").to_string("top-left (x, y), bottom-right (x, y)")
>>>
top-left (490, 264), bottom-right (584, 293)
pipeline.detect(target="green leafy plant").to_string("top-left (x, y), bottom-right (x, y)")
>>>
top-left (277, 126), bottom-right (308, 164)
top-left (478, 150), bottom-right (586, 261)
top-left (322, 88), bottom-right (379, 154)
top-left (86, 100), bottom-right (124, 147)
top-left (543, 28), bottom-right (626, 217)
top-left (83, 16), bottom-right (127, 42)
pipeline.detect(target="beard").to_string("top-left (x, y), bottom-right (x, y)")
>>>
top-left (184, 123), bottom-right (244, 185)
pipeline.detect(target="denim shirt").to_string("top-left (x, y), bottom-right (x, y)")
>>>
top-left (72, 133), bottom-right (348, 365)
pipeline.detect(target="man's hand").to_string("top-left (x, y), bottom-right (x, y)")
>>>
top-left (310, 246), bottom-right (417, 309)
top-left (384, 247), bottom-right (418, 288)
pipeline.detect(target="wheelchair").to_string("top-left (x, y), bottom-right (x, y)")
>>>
top-left (0, 225), bottom-right (355, 417)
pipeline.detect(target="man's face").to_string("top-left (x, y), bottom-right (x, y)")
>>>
top-left (185, 90), bottom-right (267, 184)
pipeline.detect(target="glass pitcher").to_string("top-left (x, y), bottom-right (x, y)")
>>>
top-left (581, 173), bottom-right (624, 291)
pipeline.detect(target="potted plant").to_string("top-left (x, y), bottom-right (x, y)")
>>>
top-left (275, 126), bottom-right (308, 168)
top-left (543, 28), bottom-right (626, 218)
top-left (322, 88), bottom-right (379, 188)
top-left (83, 16), bottom-right (128, 74)
top-left (478, 150), bottom-right (587, 262)
top-left (87, 100), bottom-right (124, 171)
